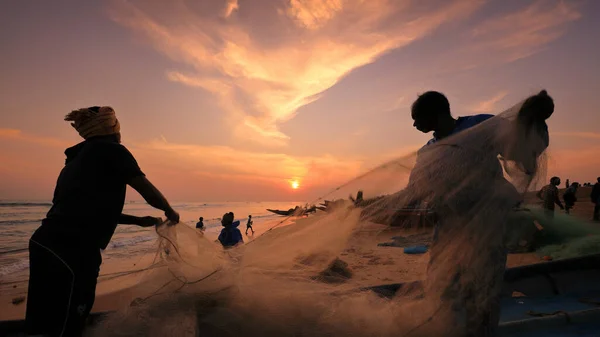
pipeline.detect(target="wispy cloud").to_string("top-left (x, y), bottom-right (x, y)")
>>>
top-left (438, 1), bottom-right (582, 72)
top-left (0, 128), bottom-right (366, 199)
top-left (223, 0), bottom-right (239, 18)
top-left (0, 128), bottom-right (71, 148)
top-left (470, 91), bottom-right (508, 113)
top-left (553, 131), bottom-right (600, 140)
top-left (109, 0), bottom-right (484, 147)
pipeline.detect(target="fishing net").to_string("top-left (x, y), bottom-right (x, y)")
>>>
top-left (88, 90), bottom-right (555, 337)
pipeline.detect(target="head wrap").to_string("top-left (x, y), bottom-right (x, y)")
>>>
top-left (64, 106), bottom-right (121, 139)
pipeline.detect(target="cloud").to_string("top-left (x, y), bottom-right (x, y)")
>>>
top-left (109, 0), bottom-right (484, 146)
top-left (132, 137), bottom-right (364, 186)
top-left (470, 91), bottom-right (508, 113)
top-left (0, 128), bottom-right (367, 200)
top-left (286, 0), bottom-right (343, 30)
top-left (223, 0), bottom-right (239, 18)
top-left (0, 128), bottom-right (71, 148)
top-left (439, 1), bottom-right (582, 71)
top-left (553, 131), bottom-right (600, 140)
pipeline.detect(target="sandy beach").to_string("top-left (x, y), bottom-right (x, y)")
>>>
top-left (1, 186), bottom-right (596, 324)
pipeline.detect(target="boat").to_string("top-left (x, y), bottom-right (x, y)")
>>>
top-left (363, 253), bottom-right (600, 336)
top-left (266, 205), bottom-right (317, 216)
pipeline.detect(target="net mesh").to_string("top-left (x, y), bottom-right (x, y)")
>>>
top-left (89, 90), bottom-right (559, 337)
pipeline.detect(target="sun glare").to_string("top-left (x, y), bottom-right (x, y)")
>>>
top-left (290, 180), bottom-right (300, 190)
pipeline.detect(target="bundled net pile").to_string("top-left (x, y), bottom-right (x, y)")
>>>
top-left (89, 91), bottom-right (556, 337)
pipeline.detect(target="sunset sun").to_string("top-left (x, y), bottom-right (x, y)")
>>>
top-left (290, 180), bottom-right (300, 190)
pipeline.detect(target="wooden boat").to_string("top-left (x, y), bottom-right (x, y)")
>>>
top-left (363, 253), bottom-right (600, 336)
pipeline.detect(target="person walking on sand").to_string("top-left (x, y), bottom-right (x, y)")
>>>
top-left (591, 177), bottom-right (600, 221)
top-left (196, 216), bottom-right (205, 231)
top-left (245, 215), bottom-right (254, 235)
top-left (537, 176), bottom-right (564, 217)
top-left (26, 106), bottom-right (180, 337)
top-left (563, 182), bottom-right (579, 215)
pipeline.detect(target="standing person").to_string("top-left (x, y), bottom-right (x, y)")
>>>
top-left (566, 179), bottom-right (570, 189)
top-left (563, 182), bottom-right (579, 215)
top-left (26, 106), bottom-right (180, 337)
top-left (245, 215), bottom-right (254, 235)
top-left (537, 177), bottom-right (564, 217)
top-left (404, 90), bottom-right (552, 336)
top-left (196, 216), bottom-right (205, 231)
top-left (592, 177), bottom-right (600, 221)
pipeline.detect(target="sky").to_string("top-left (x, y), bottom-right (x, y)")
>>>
top-left (1, 0), bottom-right (599, 202)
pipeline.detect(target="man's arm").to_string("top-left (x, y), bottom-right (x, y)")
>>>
top-left (536, 189), bottom-right (543, 200)
top-left (554, 189), bottom-right (564, 209)
top-left (119, 213), bottom-right (163, 227)
top-left (128, 176), bottom-right (180, 223)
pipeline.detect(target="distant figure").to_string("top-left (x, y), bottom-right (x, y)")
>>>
top-left (563, 182), bottom-right (579, 215)
top-left (591, 177), bottom-right (600, 221)
top-left (537, 176), bottom-right (564, 217)
top-left (566, 179), bottom-right (570, 189)
top-left (245, 215), bottom-right (254, 235)
top-left (196, 217), bottom-right (204, 230)
top-left (218, 212), bottom-right (243, 248)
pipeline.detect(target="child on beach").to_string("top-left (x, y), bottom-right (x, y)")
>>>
top-left (218, 212), bottom-right (244, 248)
top-left (196, 216), bottom-right (205, 231)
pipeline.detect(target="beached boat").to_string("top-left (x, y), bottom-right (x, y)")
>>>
top-left (364, 253), bottom-right (600, 336)
top-left (266, 205), bottom-right (317, 216)
top-left (2, 254), bottom-right (598, 336)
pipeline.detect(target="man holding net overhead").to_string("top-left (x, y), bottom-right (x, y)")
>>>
top-left (405, 90), bottom-right (553, 336)
top-left (25, 106), bottom-right (180, 337)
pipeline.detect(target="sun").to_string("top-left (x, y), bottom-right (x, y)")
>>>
top-left (290, 180), bottom-right (300, 190)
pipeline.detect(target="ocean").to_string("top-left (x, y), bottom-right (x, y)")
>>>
top-left (0, 200), bottom-right (302, 286)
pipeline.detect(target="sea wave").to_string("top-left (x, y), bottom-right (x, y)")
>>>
top-left (0, 202), bottom-right (52, 207)
top-left (0, 259), bottom-right (29, 277)
top-left (108, 235), bottom-right (157, 249)
top-left (0, 218), bottom-right (43, 226)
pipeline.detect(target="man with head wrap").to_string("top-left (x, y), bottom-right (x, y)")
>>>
top-left (25, 106), bottom-right (180, 337)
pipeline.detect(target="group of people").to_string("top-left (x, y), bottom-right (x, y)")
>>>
top-left (27, 88), bottom-right (555, 336)
top-left (538, 176), bottom-right (600, 220)
top-left (196, 214), bottom-right (254, 247)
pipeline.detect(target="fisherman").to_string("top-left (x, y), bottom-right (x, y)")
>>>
top-left (537, 177), bottom-right (564, 217)
top-left (563, 182), bottom-right (579, 215)
top-left (196, 216), bottom-right (205, 231)
top-left (592, 177), bottom-right (600, 221)
top-left (25, 106), bottom-right (180, 337)
top-left (218, 212), bottom-right (243, 248)
top-left (245, 215), bottom-right (254, 235)
top-left (406, 90), bottom-right (552, 336)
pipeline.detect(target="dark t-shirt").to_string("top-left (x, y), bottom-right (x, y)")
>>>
top-left (42, 136), bottom-right (145, 249)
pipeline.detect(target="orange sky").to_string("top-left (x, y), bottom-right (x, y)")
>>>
top-left (1, 0), bottom-right (599, 202)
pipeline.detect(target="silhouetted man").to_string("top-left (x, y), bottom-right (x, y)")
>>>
top-left (26, 106), bottom-right (180, 337)
top-left (407, 90), bottom-right (552, 336)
